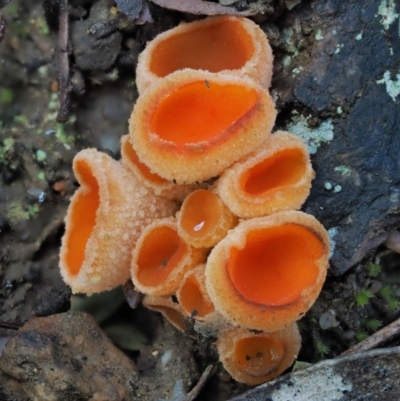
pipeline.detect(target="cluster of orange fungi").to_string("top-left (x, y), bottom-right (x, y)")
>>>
top-left (59, 15), bottom-right (330, 386)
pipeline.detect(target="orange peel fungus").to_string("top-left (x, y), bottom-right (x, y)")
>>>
top-left (59, 149), bottom-right (177, 295)
top-left (131, 218), bottom-right (207, 296)
top-left (216, 131), bottom-right (314, 218)
top-left (177, 264), bottom-right (215, 321)
top-left (129, 70), bottom-right (276, 184)
top-left (136, 15), bottom-right (273, 94)
top-left (143, 295), bottom-right (188, 332)
top-left (120, 134), bottom-right (196, 201)
top-left (177, 189), bottom-right (238, 248)
top-left (217, 324), bottom-right (301, 385)
top-left (205, 211), bottom-right (330, 331)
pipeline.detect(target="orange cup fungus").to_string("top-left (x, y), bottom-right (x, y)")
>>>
top-left (59, 149), bottom-right (177, 295)
top-left (215, 131), bottom-right (314, 218)
top-left (129, 70), bottom-right (277, 184)
top-left (142, 295), bottom-right (188, 332)
top-left (136, 16), bottom-right (273, 94)
top-left (131, 218), bottom-right (207, 296)
top-left (177, 264), bottom-right (215, 321)
top-left (217, 324), bottom-right (301, 386)
top-left (58, 15), bottom-right (332, 387)
top-left (205, 211), bottom-right (330, 332)
top-left (120, 134), bottom-right (197, 201)
top-left (177, 189), bottom-right (238, 248)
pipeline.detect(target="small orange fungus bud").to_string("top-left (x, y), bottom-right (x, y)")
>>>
top-left (177, 189), bottom-right (237, 248)
top-left (142, 295), bottom-right (188, 332)
top-left (59, 149), bottom-right (177, 295)
top-left (177, 264), bottom-right (215, 321)
top-left (136, 16), bottom-right (273, 94)
top-left (216, 131), bottom-right (314, 218)
top-left (131, 218), bottom-right (207, 296)
top-left (205, 211), bottom-right (330, 331)
top-left (217, 324), bottom-right (301, 385)
top-left (120, 135), bottom-right (196, 201)
top-left (130, 70), bottom-right (276, 184)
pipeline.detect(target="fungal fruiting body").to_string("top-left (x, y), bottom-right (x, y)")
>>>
top-left (136, 15), bottom-right (273, 94)
top-left (177, 189), bottom-right (237, 248)
top-left (142, 295), bottom-right (188, 332)
top-left (59, 149), bottom-right (177, 295)
top-left (131, 218), bottom-right (207, 295)
top-left (217, 324), bottom-right (301, 386)
top-left (120, 134), bottom-right (196, 201)
top-left (205, 211), bottom-right (330, 332)
top-left (216, 131), bottom-right (314, 218)
top-left (177, 264), bottom-right (215, 321)
top-left (129, 70), bottom-right (276, 184)
top-left (58, 15), bottom-right (331, 388)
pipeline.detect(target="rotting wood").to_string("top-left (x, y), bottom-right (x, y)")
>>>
top-left (228, 347), bottom-right (400, 401)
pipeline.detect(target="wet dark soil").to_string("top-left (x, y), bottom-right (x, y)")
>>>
top-left (1, 0), bottom-right (400, 400)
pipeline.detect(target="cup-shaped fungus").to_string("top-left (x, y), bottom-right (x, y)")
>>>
top-left (143, 295), bottom-right (188, 332)
top-left (177, 264), bottom-right (215, 321)
top-left (215, 131), bottom-right (314, 218)
top-left (131, 218), bottom-right (207, 296)
top-left (121, 135), bottom-right (196, 201)
top-left (205, 211), bottom-right (330, 331)
top-left (177, 189), bottom-right (237, 248)
top-left (130, 70), bottom-right (276, 184)
top-left (60, 149), bottom-right (177, 295)
top-left (217, 324), bottom-right (301, 385)
top-left (136, 15), bottom-right (273, 94)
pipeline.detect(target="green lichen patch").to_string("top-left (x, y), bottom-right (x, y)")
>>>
top-left (377, 0), bottom-right (399, 30)
top-left (377, 70), bottom-right (400, 102)
top-left (286, 114), bottom-right (334, 154)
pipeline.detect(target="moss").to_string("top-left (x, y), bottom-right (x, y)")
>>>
top-left (0, 88), bottom-right (14, 104)
top-left (366, 262), bottom-right (381, 277)
top-left (0, 138), bottom-right (15, 164)
top-left (36, 149), bottom-right (47, 162)
top-left (355, 289), bottom-right (374, 307)
top-left (364, 319), bottom-right (381, 332)
top-left (7, 201), bottom-right (40, 223)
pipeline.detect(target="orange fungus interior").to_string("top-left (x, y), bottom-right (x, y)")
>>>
top-left (65, 160), bottom-right (100, 276)
top-left (137, 226), bottom-right (188, 286)
top-left (149, 19), bottom-right (254, 77)
top-left (234, 337), bottom-right (284, 377)
top-left (227, 224), bottom-right (324, 306)
top-left (122, 137), bottom-right (167, 185)
top-left (150, 81), bottom-right (258, 147)
top-left (241, 149), bottom-right (306, 196)
top-left (180, 274), bottom-right (214, 317)
top-left (180, 190), bottom-right (221, 238)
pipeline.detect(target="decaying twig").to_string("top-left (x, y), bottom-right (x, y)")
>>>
top-left (56, 0), bottom-right (70, 122)
top-left (149, 0), bottom-right (254, 16)
top-left (0, 319), bottom-right (23, 330)
top-left (342, 315), bottom-right (400, 356)
top-left (182, 365), bottom-right (214, 401)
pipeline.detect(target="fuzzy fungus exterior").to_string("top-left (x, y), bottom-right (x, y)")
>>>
top-left (177, 189), bottom-right (238, 248)
top-left (131, 218), bottom-right (207, 296)
top-left (217, 324), bottom-right (301, 385)
top-left (215, 131), bottom-right (314, 218)
top-left (129, 70), bottom-right (276, 184)
top-left (205, 211), bottom-right (330, 332)
top-left (136, 15), bottom-right (273, 94)
top-left (120, 134), bottom-right (197, 201)
top-left (59, 149), bottom-right (177, 295)
top-left (142, 294), bottom-right (188, 332)
top-left (177, 264), bottom-right (215, 321)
